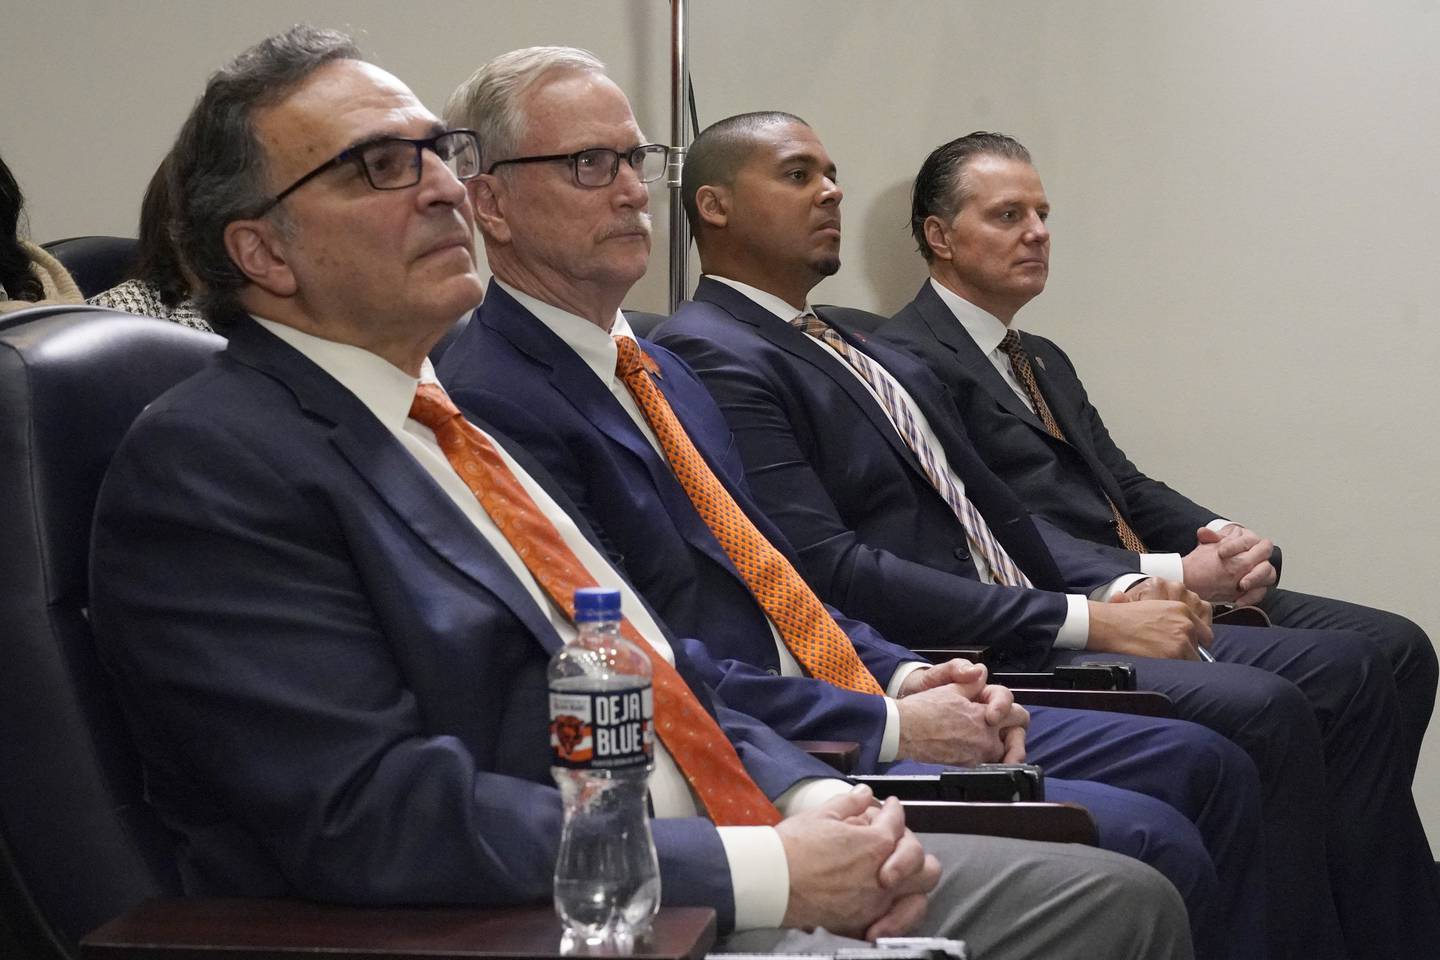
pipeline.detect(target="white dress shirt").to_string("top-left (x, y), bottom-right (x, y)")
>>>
top-left (927, 279), bottom-right (1234, 583)
top-left (254, 316), bottom-right (853, 930)
top-left (710, 276), bottom-right (1155, 649)
top-left (496, 280), bottom-right (920, 759)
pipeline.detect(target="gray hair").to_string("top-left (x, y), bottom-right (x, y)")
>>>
top-left (444, 46), bottom-right (607, 174)
top-left (169, 25), bottom-right (360, 330)
top-left (909, 132), bottom-right (1033, 262)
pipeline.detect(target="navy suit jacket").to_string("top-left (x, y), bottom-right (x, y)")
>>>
top-left (881, 282), bottom-right (1252, 561)
top-left (654, 278), bottom-right (1141, 669)
top-left (437, 283), bottom-right (925, 772)
top-left (90, 316), bottom-right (837, 932)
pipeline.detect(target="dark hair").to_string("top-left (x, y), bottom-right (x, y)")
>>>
top-left (169, 25), bottom-right (360, 330)
top-left (909, 132), bottom-right (1032, 262)
top-left (130, 154), bottom-right (190, 307)
top-left (681, 111), bottom-right (808, 240)
top-left (0, 154), bottom-right (43, 302)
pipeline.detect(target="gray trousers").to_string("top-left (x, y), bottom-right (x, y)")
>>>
top-left (718, 833), bottom-right (1193, 960)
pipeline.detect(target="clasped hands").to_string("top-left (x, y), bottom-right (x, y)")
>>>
top-left (894, 658), bottom-right (1029, 765)
top-left (1181, 523), bottom-right (1276, 605)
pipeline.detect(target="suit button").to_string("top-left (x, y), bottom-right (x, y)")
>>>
top-left (953, 546), bottom-right (970, 561)
top-left (765, 668), bottom-right (780, 677)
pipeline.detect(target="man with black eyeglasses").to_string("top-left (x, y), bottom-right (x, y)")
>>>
top-left (89, 28), bottom-right (1192, 959)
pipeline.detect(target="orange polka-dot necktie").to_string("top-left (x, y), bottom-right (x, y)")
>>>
top-left (613, 336), bottom-right (885, 696)
top-left (409, 382), bottom-right (780, 827)
top-left (998, 330), bottom-right (1148, 554)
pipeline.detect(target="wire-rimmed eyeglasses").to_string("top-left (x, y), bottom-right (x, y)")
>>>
top-left (486, 143), bottom-right (669, 188)
top-left (252, 129), bottom-right (482, 217)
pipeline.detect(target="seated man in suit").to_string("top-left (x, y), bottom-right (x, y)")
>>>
top-left (654, 110), bottom-right (1440, 960)
top-left (85, 27), bottom-right (1192, 960)
top-left (880, 131), bottom-right (1437, 782)
top-left (437, 48), bottom-right (1264, 960)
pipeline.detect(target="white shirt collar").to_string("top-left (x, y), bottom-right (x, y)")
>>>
top-left (252, 316), bottom-right (435, 432)
top-left (928, 277), bottom-right (1013, 356)
top-left (494, 279), bottom-right (636, 386)
top-left (706, 275), bottom-right (814, 323)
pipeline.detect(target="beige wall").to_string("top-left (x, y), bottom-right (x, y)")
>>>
top-left (5, 1), bottom-right (1438, 851)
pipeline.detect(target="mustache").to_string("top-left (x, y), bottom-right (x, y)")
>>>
top-left (599, 212), bottom-right (653, 241)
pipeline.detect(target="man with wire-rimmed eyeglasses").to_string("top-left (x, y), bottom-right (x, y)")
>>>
top-left (434, 45), bottom-right (1203, 960)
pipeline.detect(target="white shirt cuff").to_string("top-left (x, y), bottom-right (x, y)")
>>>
top-left (1054, 594), bottom-right (1090, 649)
top-left (1139, 552), bottom-right (1185, 583)
top-left (878, 661), bottom-right (927, 763)
top-left (1206, 518), bottom-right (1236, 534)
top-left (1095, 573), bottom-right (1150, 601)
top-left (879, 696), bottom-right (902, 763)
top-left (718, 826), bottom-right (790, 930)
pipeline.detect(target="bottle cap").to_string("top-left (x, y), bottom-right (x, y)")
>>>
top-left (574, 587), bottom-right (622, 622)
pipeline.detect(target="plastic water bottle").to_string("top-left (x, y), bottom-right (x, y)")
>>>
top-left (549, 587), bottom-right (659, 949)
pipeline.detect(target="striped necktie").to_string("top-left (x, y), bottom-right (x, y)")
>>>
top-left (792, 313), bottom-right (1034, 589)
top-left (410, 382), bottom-right (781, 826)
top-left (613, 336), bottom-right (885, 696)
top-left (998, 329), bottom-right (1147, 554)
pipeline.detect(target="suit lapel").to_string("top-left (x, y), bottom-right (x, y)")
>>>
top-left (911, 282), bottom-right (1051, 435)
top-left (224, 318), bottom-right (564, 651)
top-left (1019, 331), bottom-right (1132, 516)
top-left (695, 278), bottom-right (932, 483)
top-left (480, 285), bottom-right (744, 579)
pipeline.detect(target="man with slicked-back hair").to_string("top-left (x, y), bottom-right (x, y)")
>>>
top-left (655, 110), bottom-right (1440, 960)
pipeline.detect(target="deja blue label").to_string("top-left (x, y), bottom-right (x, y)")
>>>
top-left (549, 683), bottom-right (654, 770)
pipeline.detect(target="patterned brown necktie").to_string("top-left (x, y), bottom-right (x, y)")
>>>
top-left (613, 336), bottom-right (886, 696)
top-left (998, 330), bottom-right (1148, 554)
top-left (410, 382), bottom-right (781, 826)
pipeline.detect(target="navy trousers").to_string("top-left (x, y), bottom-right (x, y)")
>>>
top-left (1259, 586), bottom-right (1437, 781)
top-left (891, 703), bottom-right (1264, 960)
top-left (1052, 622), bottom-right (1440, 960)
top-left (1029, 707), bottom-right (1265, 960)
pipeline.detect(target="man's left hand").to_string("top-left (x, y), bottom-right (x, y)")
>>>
top-left (1181, 526), bottom-right (1275, 604)
top-left (898, 659), bottom-right (1029, 762)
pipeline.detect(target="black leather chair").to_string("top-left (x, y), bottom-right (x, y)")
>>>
top-left (816, 303), bottom-right (887, 333)
top-left (39, 237), bottom-right (138, 300)
top-left (0, 307), bottom-right (221, 957)
top-left (623, 309), bottom-right (668, 338)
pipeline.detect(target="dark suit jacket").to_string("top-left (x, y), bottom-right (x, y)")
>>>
top-left (880, 282), bottom-right (1230, 556)
top-left (653, 277), bottom-right (1139, 669)
top-left (437, 283), bottom-right (925, 772)
top-left (89, 316), bottom-right (836, 932)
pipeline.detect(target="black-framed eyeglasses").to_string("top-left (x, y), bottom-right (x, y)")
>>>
top-left (252, 129), bottom-right (482, 216)
top-left (486, 143), bottom-right (669, 188)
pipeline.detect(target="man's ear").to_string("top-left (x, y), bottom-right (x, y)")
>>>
top-left (922, 215), bottom-right (954, 263)
top-left (222, 218), bottom-right (298, 297)
top-left (694, 184), bottom-right (729, 230)
top-left (469, 175), bottom-right (511, 244)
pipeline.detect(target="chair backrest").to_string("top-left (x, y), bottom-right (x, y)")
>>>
top-left (623, 309), bottom-right (668, 339)
top-left (0, 307), bottom-right (224, 958)
top-left (816, 303), bottom-right (889, 334)
top-left (39, 237), bottom-right (139, 299)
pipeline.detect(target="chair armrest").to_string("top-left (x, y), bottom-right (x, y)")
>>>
top-left (1011, 689), bottom-right (1176, 718)
top-left (794, 739), bottom-right (861, 774)
top-left (82, 899), bottom-right (717, 960)
top-left (910, 647), bottom-right (995, 667)
top-left (899, 801), bottom-right (1097, 846)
